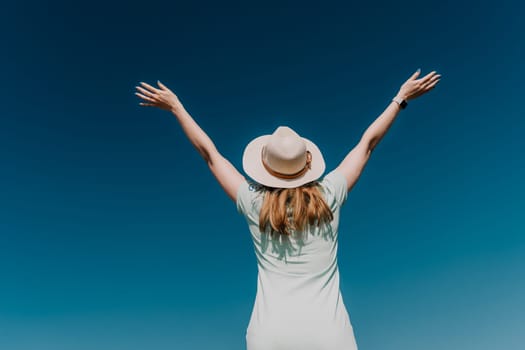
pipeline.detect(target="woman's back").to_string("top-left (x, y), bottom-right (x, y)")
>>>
top-left (237, 170), bottom-right (358, 350)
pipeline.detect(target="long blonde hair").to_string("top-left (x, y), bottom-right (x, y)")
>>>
top-left (259, 182), bottom-right (333, 236)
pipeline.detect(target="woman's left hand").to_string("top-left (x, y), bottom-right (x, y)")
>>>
top-left (135, 80), bottom-right (182, 111)
top-left (397, 69), bottom-right (441, 101)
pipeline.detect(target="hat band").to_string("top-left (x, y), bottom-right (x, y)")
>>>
top-left (261, 150), bottom-right (312, 180)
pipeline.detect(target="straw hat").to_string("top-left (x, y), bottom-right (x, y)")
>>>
top-left (242, 126), bottom-right (325, 188)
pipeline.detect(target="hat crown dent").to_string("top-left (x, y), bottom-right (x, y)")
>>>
top-left (263, 126), bottom-right (307, 175)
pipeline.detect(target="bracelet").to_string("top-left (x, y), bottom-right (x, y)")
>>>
top-left (392, 96), bottom-right (408, 109)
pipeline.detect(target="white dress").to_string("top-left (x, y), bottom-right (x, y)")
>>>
top-left (236, 170), bottom-right (358, 350)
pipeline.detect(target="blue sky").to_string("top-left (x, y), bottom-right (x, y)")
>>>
top-left (1, 1), bottom-right (524, 349)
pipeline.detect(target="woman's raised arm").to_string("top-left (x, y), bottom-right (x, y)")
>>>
top-left (335, 69), bottom-right (441, 191)
top-left (135, 81), bottom-right (245, 202)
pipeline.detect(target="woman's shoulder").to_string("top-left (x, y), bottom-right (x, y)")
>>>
top-left (318, 170), bottom-right (348, 208)
top-left (236, 180), bottom-right (266, 216)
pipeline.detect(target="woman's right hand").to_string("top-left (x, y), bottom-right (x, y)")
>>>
top-left (135, 80), bottom-right (182, 111)
top-left (396, 69), bottom-right (441, 101)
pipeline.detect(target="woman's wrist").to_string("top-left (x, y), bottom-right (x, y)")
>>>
top-left (170, 102), bottom-right (185, 115)
top-left (395, 91), bottom-right (409, 101)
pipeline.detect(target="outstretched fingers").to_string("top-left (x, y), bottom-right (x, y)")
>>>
top-left (135, 91), bottom-right (156, 103)
top-left (409, 69), bottom-right (421, 80)
top-left (139, 102), bottom-right (155, 107)
top-left (426, 79), bottom-right (440, 91)
top-left (157, 80), bottom-right (170, 91)
top-left (136, 85), bottom-right (156, 98)
top-left (139, 81), bottom-right (159, 93)
top-left (418, 71), bottom-right (438, 85)
top-left (422, 73), bottom-right (441, 90)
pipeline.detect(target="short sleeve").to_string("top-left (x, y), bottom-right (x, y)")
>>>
top-left (321, 170), bottom-right (348, 207)
top-left (236, 180), bottom-right (264, 217)
top-left (236, 181), bottom-right (250, 215)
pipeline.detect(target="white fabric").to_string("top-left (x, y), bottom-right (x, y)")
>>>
top-left (237, 170), bottom-right (358, 350)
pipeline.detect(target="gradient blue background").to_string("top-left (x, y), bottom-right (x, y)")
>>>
top-left (1, 1), bottom-right (524, 349)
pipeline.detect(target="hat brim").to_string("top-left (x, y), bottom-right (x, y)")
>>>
top-left (242, 134), bottom-right (326, 188)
